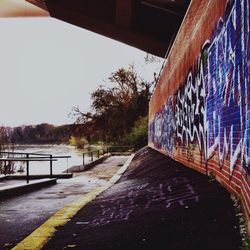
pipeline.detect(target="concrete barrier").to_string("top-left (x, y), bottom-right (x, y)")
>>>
top-left (64, 154), bottom-right (111, 173)
top-left (4, 173), bottom-right (72, 180)
top-left (0, 178), bottom-right (57, 199)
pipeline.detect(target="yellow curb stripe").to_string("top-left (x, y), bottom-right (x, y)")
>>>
top-left (12, 154), bottom-right (134, 250)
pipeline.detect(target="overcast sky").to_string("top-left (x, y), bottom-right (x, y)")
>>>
top-left (0, 16), bottom-right (162, 127)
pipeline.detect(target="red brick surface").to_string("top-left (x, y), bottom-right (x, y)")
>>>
top-left (149, 0), bottom-right (250, 221)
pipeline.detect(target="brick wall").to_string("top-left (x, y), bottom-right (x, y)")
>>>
top-left (149, 0), bottom-right (250, 223)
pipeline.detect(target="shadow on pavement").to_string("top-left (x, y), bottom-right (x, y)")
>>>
top-left (44, 147), bottom-right (241, 250)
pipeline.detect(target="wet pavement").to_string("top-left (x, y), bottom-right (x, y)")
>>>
top-left (44, 147), bottom-right (241, 250)
top-left (0, 156), bottom-right (128, 249)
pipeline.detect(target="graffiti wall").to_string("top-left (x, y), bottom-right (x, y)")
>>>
top-left (149, 0), bottom-right (250, 220)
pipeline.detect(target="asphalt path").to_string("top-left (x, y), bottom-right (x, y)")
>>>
top-left (45, 147), bottom-right (241, 250)
top-left (0, 156), bottom-right (128, 249)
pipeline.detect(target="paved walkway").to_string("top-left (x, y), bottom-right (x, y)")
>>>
top-left (42, 147), bottom-right (241, 250)
top-left (0, 156), bottom-right (128, 249)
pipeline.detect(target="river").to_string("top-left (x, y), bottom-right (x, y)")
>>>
top-left (5, 144), bottom-right (95, 175)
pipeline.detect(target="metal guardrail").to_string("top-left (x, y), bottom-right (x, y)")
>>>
top-left (82, 148), bottom-right (107, 165)
top-left (0, 151), bottom-right (71, 184)
top-left (0, 138), bottom-right (148, 179)
top-left (81, 138), bottom-right (148, 166)
top-left (82, 146), bottom-right (134, 165)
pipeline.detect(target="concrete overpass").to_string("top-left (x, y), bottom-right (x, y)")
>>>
top-left (26, 0), bottom-right (190, 57)
top-left (0, 0), bottom-right (48, 17)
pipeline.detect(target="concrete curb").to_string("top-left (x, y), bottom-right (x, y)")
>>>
top-left (3, 173), bottom-right (72, 180)
top-left (12, 154), bottom-right (135, 250)
top-left (109, 153), bottom-right (135, 184)
top-left (0, 178), bottom-right (57, 199)
top-left (0, 175), bottom-right (8, 181)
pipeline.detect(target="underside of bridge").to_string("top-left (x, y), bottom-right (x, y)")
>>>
top-left (26, 0), bottom-right (190, 57)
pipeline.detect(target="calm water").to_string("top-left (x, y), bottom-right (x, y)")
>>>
top-left (5, 144), bottom-right (94, 175)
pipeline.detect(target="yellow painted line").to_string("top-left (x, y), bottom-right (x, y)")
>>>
top-left (12, 154), bottom-right (134, 250)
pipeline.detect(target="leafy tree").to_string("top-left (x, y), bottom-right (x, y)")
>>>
top-left (124, 116), bottom-right (148, 145)
top-left (73, 65), bottom-right (153, 143)
top-left (11, 127), bottom-right (24, 142)
top-left (0, 126), bottom-right (9, 144)
top-left (69, 136), bottom-right (88, 149)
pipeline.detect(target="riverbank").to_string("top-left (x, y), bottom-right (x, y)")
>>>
top-left (1, 144), bottom-right (90, 175)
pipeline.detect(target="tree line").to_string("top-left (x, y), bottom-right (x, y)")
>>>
top-left (0, 58), bottom-right (159, 147)
top-left (0, 124), bottom-right (76, 144)
top-left (71, 64), bottom-right (154, 146)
